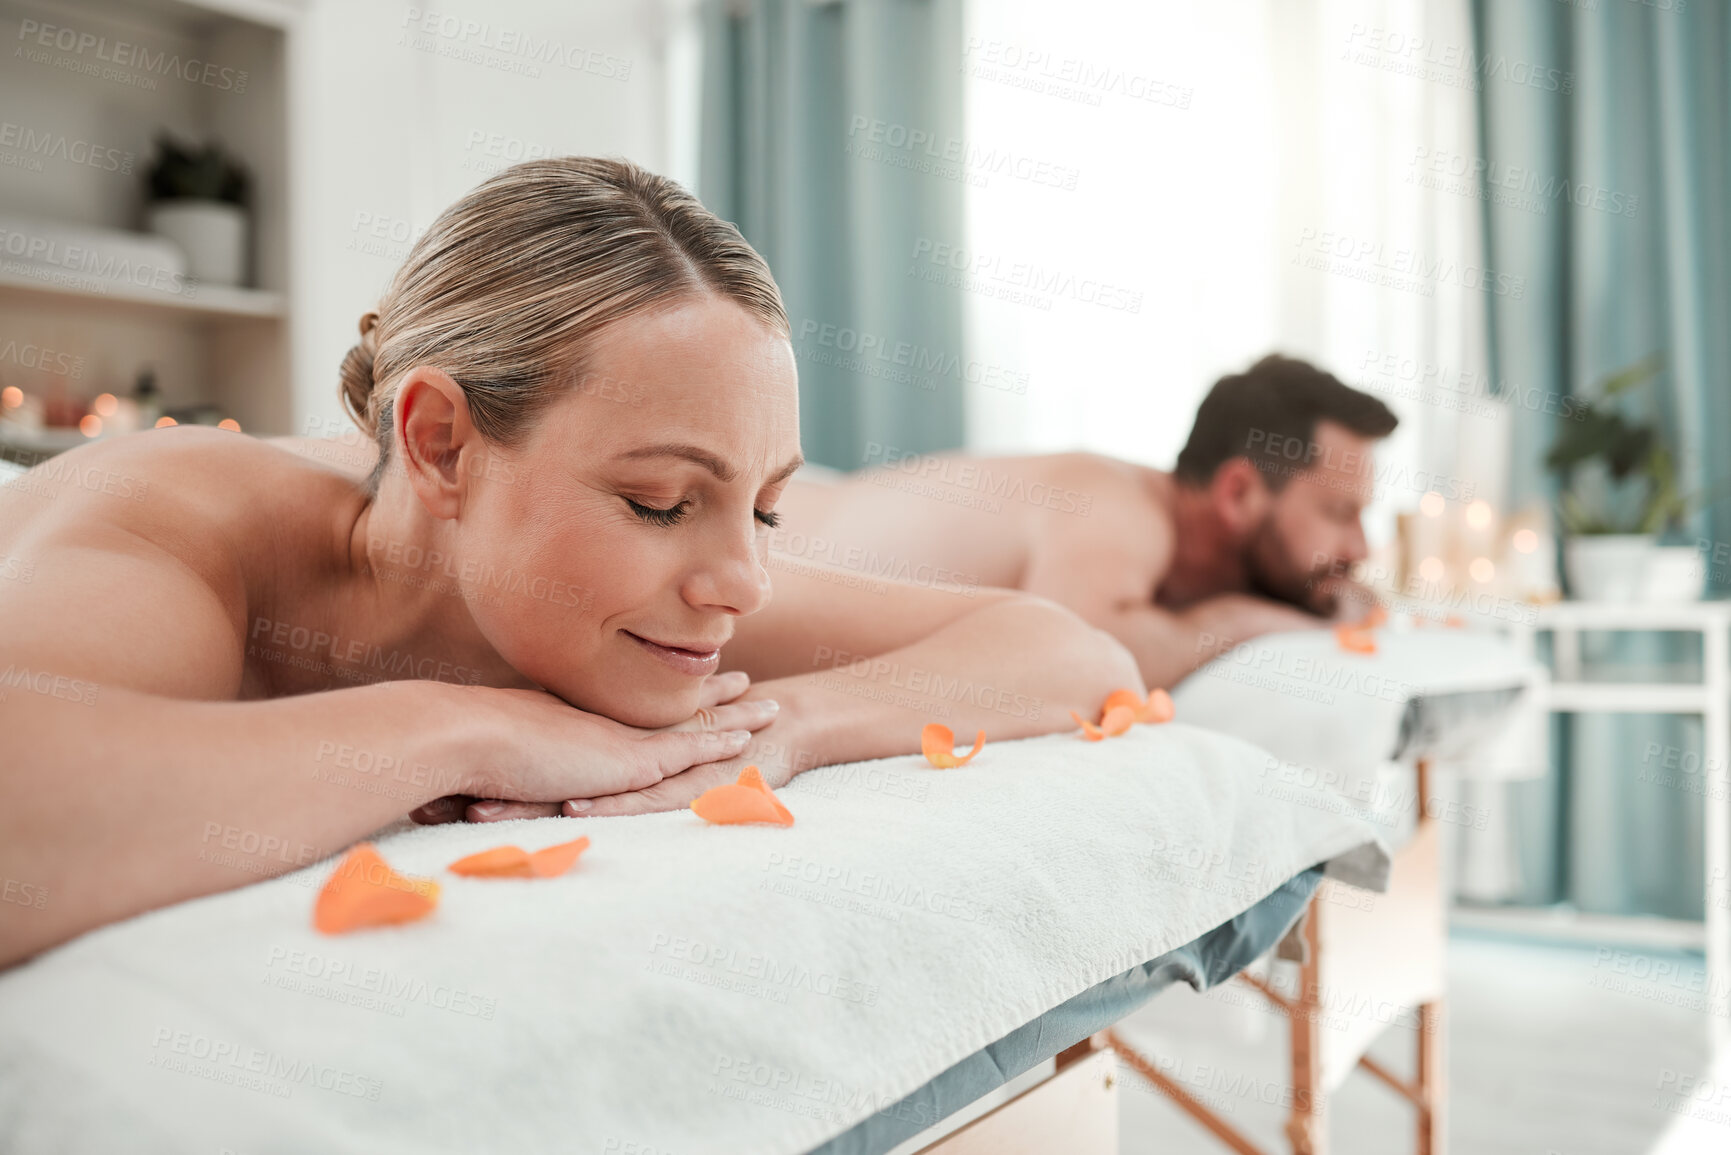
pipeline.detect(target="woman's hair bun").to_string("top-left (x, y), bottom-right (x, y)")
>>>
top-left (338, 311), bottom-right (382, 435)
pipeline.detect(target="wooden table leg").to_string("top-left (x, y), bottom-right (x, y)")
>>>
top-left (1416, 999), bottom-right (1445, 1155)
top-left (1285, 895), bottom-right (1326, 1155)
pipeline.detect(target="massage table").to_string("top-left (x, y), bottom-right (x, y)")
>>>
top-left (1129, 623), bottom-right (1547, 1155)
top-left (0, 725), bottom-right (1387, 1154)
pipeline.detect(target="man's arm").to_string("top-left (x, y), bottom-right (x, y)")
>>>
top-left (1090, 595), bottom-right (1325, 689)
top-left (1017, 501), bottom-right (1322, 689)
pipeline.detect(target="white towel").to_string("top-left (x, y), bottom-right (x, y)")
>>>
top-left (0, 725), bottom-right (1386, 1155)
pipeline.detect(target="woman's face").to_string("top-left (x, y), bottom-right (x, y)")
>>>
top-left (456, 297), bottom-right (802, 727)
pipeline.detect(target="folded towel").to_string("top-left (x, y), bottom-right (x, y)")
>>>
top-left (0, 724), bottom-right (1386, 1155)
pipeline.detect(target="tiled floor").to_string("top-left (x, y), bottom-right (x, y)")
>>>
top-left (1116, 932), bottom-right (1719, 1154)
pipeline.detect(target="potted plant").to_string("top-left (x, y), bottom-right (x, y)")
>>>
top-left (144, 134), bottom-right (251, 287)
top-left (1546, 353), bottom-right (1699, 602)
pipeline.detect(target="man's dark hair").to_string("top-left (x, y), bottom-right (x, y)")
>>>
top-left (1172, 354), bottom-right (1399, 490)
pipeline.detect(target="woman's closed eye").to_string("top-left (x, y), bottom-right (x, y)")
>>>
top-left (624, 497), bottom-right (781, 529)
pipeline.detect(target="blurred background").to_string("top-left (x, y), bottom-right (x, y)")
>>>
top-left (1, 0), bottom-right (1728, 1148)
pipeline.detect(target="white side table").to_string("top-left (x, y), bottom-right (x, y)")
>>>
top-left (1505, 601), bottom-right (1731, 1046)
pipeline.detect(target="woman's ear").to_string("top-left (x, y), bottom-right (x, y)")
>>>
top-left (393, 367), bottom-right (477, 520)
top-left (1210, 457), bottom-right (1273, 537)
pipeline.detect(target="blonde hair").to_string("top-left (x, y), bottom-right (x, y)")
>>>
top-left (338, 157), bottom-right (789, 487)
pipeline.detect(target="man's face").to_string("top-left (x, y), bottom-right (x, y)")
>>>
top-left (1242, 420), bottom-right (1375, 614)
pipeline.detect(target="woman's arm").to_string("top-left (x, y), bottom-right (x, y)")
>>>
top-left (0, 450), bottom-right (766, 968)
top-left (477, 567), bottom-right (1143, 820)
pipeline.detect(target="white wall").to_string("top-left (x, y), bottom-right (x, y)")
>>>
top-left (287, 0), bottom-right (685, 438)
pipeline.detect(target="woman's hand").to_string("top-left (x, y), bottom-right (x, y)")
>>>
top-left (411, 671), bottom-right (777, 824)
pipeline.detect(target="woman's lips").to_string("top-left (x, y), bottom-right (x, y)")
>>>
top-left (623, 631), bottom-right (723, 677)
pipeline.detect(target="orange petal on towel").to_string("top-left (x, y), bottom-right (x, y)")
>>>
top-left (528, 836), bottom-right (591, 878)
top-left (1360, 604), bottom-right (1389, 629)
top-left (448, 845), bottom-right (534, 878)
top-left (1143, 688), bottom-right (1176, 724)
top-left (314, 843), bottom-right (439, 935)
top-left (692, 765), bottom-right (795, 826)
top-left (922, 723), bottom-right (986, 768)
top-left (1101, 689), bottom-right (1145, 718)
top-left (1100, 704), bottom-right (1136, 736)
top-left (1335, 624), bottom-right (1378, 654)
top-left (1444, 614), bottom-right (1465, 629)
top-left (1071, 710), bottom-right (1106, 742)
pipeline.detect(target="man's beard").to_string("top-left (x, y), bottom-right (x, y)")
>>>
top-left (1243, 515), bottom-right (1348, 615)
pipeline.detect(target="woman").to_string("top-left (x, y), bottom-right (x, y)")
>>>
top-left (0, 159), bottom-right (1140, 969)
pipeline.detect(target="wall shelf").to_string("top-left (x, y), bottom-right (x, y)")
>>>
top-left (0, 264), bottom-right (285, 321)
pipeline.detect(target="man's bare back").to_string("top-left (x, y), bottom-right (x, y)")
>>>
top-left (780, 448), bottom-right (1338, 688)
top-left (778, 451), bottom-right (1171, 597)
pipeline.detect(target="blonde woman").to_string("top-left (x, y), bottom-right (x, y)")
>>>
top-left (0, 159), bottom-right (1138, 969)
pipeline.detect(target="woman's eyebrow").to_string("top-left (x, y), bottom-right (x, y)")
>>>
top-left (617, 444), bottom-right (805, 486)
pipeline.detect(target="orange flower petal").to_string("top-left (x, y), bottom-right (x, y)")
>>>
top-left (692, 765), bottom-right (795, 826)
top-left (1360, 604), bottom-right (1389, 629)
top-left (528, 836), bottom-right (591, 878)
top-left (1335, 625), bottom-right (1378, 654)
top-left (314, 843), bottom-right (439, 935)
top-left (1445, 615), bottom-right (1465, 629)
top-left (1143, 688), bottom-right (1176, 724)
top-left (448, 846), bottom-right (534, 878)
top-left (922, 723), bottom-right (985, 768)
top-left (1100, 704), bottom-right (1136, 736)
top-left (1101, 689), bottom-right (1145, 718)
top-left (1071, 710), bottom-right (1106, 741)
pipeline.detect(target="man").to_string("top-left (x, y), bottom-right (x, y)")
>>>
top-left (775, 355), bottom-right (1399, 688)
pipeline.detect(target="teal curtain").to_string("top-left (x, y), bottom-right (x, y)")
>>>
top-left (699, 0), bottom-right (966, 469)
top-left (1475, 0), bottom-right (1731, 915)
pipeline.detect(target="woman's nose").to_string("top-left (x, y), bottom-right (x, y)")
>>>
top-left (684, 527), bottom-right (773, 616)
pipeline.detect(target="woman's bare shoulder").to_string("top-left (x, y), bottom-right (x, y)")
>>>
top-left (1, 426), bottom-right (361, 552)
top-left (0, 429), bottom-right (364, 697)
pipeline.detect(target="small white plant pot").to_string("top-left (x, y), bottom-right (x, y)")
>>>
top-left (1642, 545), bottom-right (1705, 602)
top-left (147, 200), bottom-right (247, 286)
top-left (1562, 534), bottom-right (1656, 602)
